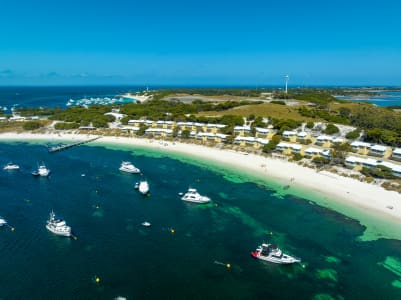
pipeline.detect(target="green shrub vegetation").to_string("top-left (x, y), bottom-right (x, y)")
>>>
top-left (270, 100), bottom-right (286, 105)
top-left (323, 123), bottom-right (339, 134)
top-left (15, 107), bottom-right (61, 117)
top-left (292, 153), bottom-right (303, 161)
top-left (360, 165), bottom-right (395, 179)
top-left (263, 135), bottom-right (281, 153)
top-left (22, 121), bottom-right (43, 130)
top-left (54, 122), bottom-right (80, 130)
top-left (271, 119), bottom-right (302, 134)
top-left (345, 129), bottom-right (360, 140)
top-left (50, 106), bottom-right (113, 128)
top-left (294, 92), bottom-right (338, 106)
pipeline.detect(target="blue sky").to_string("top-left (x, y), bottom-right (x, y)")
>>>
top-left (1, 0), bottom-right (401, 86)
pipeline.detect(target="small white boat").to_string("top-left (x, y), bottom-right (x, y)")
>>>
top-left (141, 221), bottom-right (151, 227)
top-left (0, 217), bottom-right (7, 226)
top-left (138, 180), bottom-right (149, 195)
top-left (119, 161), bottom-right (140, 174)
top-left (3, 162), bottom-right (20, 170)
top-left (46, 211), bottom-right (71, 237)
top-left (251, 243), bottom-right (301, 264)
top-left (181, 188), bottom-right (211, 204)
top-left (32, 164), bottom-right (51, 177)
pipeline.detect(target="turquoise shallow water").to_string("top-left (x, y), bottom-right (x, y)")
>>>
top-left (1, 141), bottom-right (401, 299)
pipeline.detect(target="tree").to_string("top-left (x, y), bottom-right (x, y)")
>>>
top-left (262, 135), bottom-right (281, 153)
top-left (312, 156), bottom-right (330, 166)
top-left (306, 121), bottom-right (314, 129)
top-left (181, 129), bottom-right (191, 139)
top-left (345, 129), bottom-right (360, 140)
top-left (339, 107), bottom-right (351, 118)
top-left (323, 123), bottom-right (339, 134)
top-left (23, 121), bottom-right (42, 130)
top-left (55, 122), bottom-right (80, 130)
top-left (225, 135), bottom-right (234, 144)
top-left (292, 153), bottom-right (303, 161)
top-left (120, 116), bottom-right (130, 125)
top-left (172, 127), bottom-right (179, 138)
top-left (252, 116), bottom-right (265, 128)
top-left (136, 124), bottom-right (148, 136)
top-left (331, 142), bottom-right (352, 164)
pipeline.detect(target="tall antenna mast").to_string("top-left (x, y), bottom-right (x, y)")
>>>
top-left (285, 75), bottom-right (289, 94)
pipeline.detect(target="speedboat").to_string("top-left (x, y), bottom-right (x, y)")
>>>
top-left (0, 217), bottom-right (7, 227)
top-left (32, 164), bottom-right (51, 177)
top-left (141, 221), bottom-right (151, 227)
top-left (181, 188), bottom-right (211, 204)
top-left (138, 180), bottom-right (149, 195)
top-left (251, 243), bottom-right (301, 264)
top-left (46, 211), bottom-right (71, 237)
top-left (119, 161), bottom-right (140, 174)
top-left (3, 162), bottom-right (20, 170)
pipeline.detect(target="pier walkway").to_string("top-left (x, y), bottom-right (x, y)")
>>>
top-left (48, 136), bottom-right (101, 153)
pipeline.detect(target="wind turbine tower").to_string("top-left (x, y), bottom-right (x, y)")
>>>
top-left (285, 75), bottom-right (289, 94)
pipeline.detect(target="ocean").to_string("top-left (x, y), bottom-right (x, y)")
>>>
top-left (0, 86), bottom-right (141, 112)
top-left (1, 87), bottom-right (400, 113)
top-left (335, 91), bottom-right (401, 107)
top-left (1, 141), bottom-right (401, 299)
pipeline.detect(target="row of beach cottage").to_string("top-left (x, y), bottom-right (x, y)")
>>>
top-left (122, 119), bottom-right (401, 178)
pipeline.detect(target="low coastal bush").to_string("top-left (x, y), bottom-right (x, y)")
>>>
top-left (360, 165), bottom-right (395, 179)
top-left (55, 122), bottom-right (80, 130)
top-left (22, 121), bottom-right (43, 130)
top-left (292, 153), bottom-right (303, 161)
top-left (271, 100), bottom-right (286, 105)
top-left (345, 129), bottom-right (360, 139)
top-left (323, 123), bottom-right (340, 134)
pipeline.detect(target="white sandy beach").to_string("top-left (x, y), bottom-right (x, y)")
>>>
top-left (1, 131), bottom-right (401, 235)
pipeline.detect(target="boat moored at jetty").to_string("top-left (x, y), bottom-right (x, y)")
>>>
top-left (119, 161), bottom-right (140, 173)
top-left (251, 243), bottom-right (301, 264)
top-left (181, 188), bottom-right (211, 204)
top-left (3, 162), bottom-right (20, 170)
top-left (32, 164), bottom-right (51, 177)
top-left (138, 180), bottom-right (149, 195)
top-left (46, 211), bottom-right (71, 237)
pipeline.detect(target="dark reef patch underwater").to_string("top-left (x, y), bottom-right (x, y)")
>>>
top-left (1, 141), bottom-right (401, 299)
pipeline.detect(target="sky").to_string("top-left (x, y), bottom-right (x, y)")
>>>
top-left (0, 0), bottom-right (401, 86)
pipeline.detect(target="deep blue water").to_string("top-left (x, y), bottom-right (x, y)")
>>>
top-left (0, 86), bottom-right (141, 111)
top-left (1, 141), bottom-right (401, 299)
top-left (336, 91), bottom-right (401, 107)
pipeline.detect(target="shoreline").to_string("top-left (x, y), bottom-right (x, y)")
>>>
top-left (1, 132), bottom-right (401, 240)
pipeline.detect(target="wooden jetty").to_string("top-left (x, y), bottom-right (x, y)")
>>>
top-left (48, 136), bottom-right (101, 153)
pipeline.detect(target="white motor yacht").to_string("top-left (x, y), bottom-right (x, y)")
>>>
top-left (141, 221), bottom-right (151, 227)
top-left (138, 180), bottom-right (149, 195)
top-left (3, 162), bottom-right (20, 170)
top-left (46, 211), bottom-right (71, 237)
top-left (181, 188), bottom-right (211, 204)
top-left (0, 217), bottom-right (7, 227)
top-left (251, 243), bottom-right (301, 264)
top-left (119, 161), bottom-right (140, 174)
top-left (32, 164), bottom-right (51, 177)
